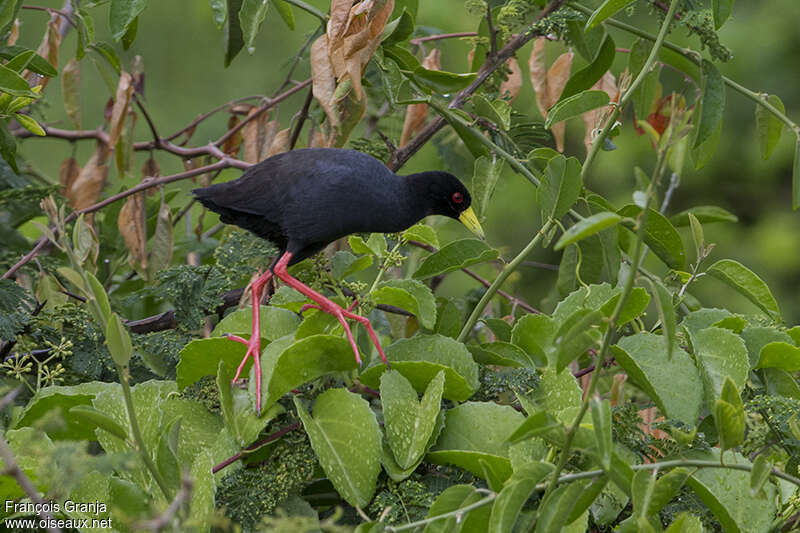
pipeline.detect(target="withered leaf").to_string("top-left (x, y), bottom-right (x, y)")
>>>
top-left (243, 107), bottom-right (268, 163)
top-left (311, 35), bottom-right (338, 127)
top-left (7, 19), bottom-right (18, 46)
top-left (221, 115), bottom-right (243, 156)
top-left (142, 155), bottom-right (161, 196)
top-left (582, 71), bottom-right (618, 154)
top-left (529, 39), bottom-right (573, 151)
top-left (58, 157), bottom-right (80, 193)
top-left (108, 72), bottom-right (134, 147)
top-left (259, 119), bottom-right (281, 157)
top-left (118, 192), bottom-right (147, 273)
top-left (267, 128), bottom-right (291, 156)
top-left (115, 110), bottom-right (137, 176)
top-left (67, 144), bottom-right (111, 211)
top-left (61, 58), bottom-right (81, 128)
top-left (500, 57), bottom-right (522, 102)
top-left (27, 19), bottom-right (60, 89)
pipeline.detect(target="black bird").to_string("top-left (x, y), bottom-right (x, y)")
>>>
top-left (193, 147), bottom-right (484, 413)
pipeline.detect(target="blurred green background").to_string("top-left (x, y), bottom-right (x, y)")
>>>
top-left (15, 1), bottom-right (800, 323)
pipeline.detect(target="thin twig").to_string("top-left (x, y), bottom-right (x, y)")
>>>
top-left (409, 32), bottom-right (478, 46)
top-left (134, 476), bottom-right (193, 532)
top-left (0, 387), bottom-right (62, 533)
top-left (212, 421), bottom-right (301, 474)
top-left (290, 87), bottom-right (314, 150)
top-left (133, 93), bottom-right (161, 147)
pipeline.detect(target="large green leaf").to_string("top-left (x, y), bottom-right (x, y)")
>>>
top-left (560, 35), bottom-right (615, 101)
top-left (538, 155), bottom-right (582, 220)
top-left (511, 314), bottom-right (557, 367)
top-left (109, 0), bottom-right (148, 41)
top-left (381, 370), bottom-right (444, 470)
top-left (741, 326), bottom-right (795, 368)
top-left (555, 212), bottom-right (623, 251)
top-left (423, 484), bottom-right (491, 533)
top-left (295, 389), bottom-right (382, 508)
top-left (488, 463), bottom-right (554, 533)
top-left (546, 90), bottom-right (610, 129)
top-left (239, 0), bottom-right (270, 53)
top-left (255, 334), bottom-right (360, 410)
top-left (684, 450), bottom-right (776, 533)
top-left (359, 334), bottom-right (480, 401)
top-left (372, 279), bottom-right (437, 329)
top-left (585, 0), bottom-right (636, 29)
top-left (706, 259), bottom-right (781, 321)
top-left (177, 337), bottom-right (257, 390)
top-left (217, 362), bottom-right (282, 446)
top-left (712, 0), bottom-right (735, 29)
top-left (669, 205), bottom-right (738, 226)
top-left (755, 342), bottom-right (800, 371)
top-left (472, 154), bottom-right (505, 222)
top-left (612, 333), bottom-right (702, 425)
top-left (693, 327), bottom-right (749, 409)
top-left (413, 238), bottom-right (498, 279)
top-left (211, 306), bottom-right (300, 339)
top-left (618, 204), bottom-right (686, 270)
top-left (224, 0), bottom-right (245, 66)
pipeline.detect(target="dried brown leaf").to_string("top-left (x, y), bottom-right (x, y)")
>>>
top-left (500, 57), bottom-right (522, 102)
top-left (528, 37), bottom-right (548, 117)
top-left (267, 128), bottom-right (291, 156)
top-left (27, 19), bottom-right (60, 89)
top-left (66, 144), bottom-right (111, 211)
top-left (327, 0), bottom-right (354, 44)
top-left (115, 110), bottom-right (137, 176)
top-left (581, 71), bottom-right (617, 154)
top-left (58, 157), bottom-right (80, 193)
top-left (7, 19), bottom-right (19, 46)
top-left (149, 201), bottom-right (173, 276)
top-left (260, 119), bottom-right (281, 157)
top-left (529, 41), bottom-right (573, 152)
top-left (309, 127), bottom-right (328, 148)
top-left (108, 72), bottom-right (134, 147)
top-left (311, 35), bottom-right (338, 127)
top-left (61, 58), bottom-right (81, 129)
top-left (141, 155), bottom-right (161, 196)
top-left (243, 107), bottom-right (268, 163)
top-left (399, 49), bottom-right (439, 147)
top-left (118, 192), bottom-right (147, 272)
top-left (546, 51), bottom-right (573, 110)
top-left (221, 115), bottom-right (243, 156)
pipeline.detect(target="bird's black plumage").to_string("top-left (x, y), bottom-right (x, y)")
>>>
top-left (193, 148), bottom-right (475, 264)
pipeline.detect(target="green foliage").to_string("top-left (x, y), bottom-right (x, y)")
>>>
top-left (0, 277), bottom-right (32, 340)
top-left (156, 265), bottom-right (232, 330)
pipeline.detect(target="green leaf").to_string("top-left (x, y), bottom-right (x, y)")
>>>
top-left (105, 312), bottom-right (132, 367)
top-left (612, 333), bottom-right (702, 425)
top-left (794, 136), bottom-right (800, 210)
top-left (488, 463), bottom-right (555, 533)
top-left (554, 308), bottom-right (603, 372)
top-left (508, 410), bottom-right (562, 444)
top-left (693, 60), bottom-right (725, 149)
top-left (423, 485), bottom-right (491, 533)
top-left (224, 0), bottom-right (245, 66)
top-left (693, 327), bottom-right (749, 409)
top-left (585, 0), bottom-right (636, 30)
top-left (530, 367), bottom-right (582, 420)
top-left (669, 205), bottom-right (738, 226)
top-left (472, 154), bottom-right (505, 222)
top-left (0, 64), bottom-right (37, 97)
top-left (68, 405), bottom-right (128, 441)
top-left (382, 9), bottom-right (413, 45)
top-left (372, 279), bottom-right (437, 329)
top-left (209, 0), bottom-right (227, 27)
top-left (618, 204), bottom-right (686, 270)
top-left (755, 341), bottom-right (800, 371)
top-left (90, 41), bottom-right (122, 74)
top-left (692, 119), bottom-right (722, 170)
top-left (270, 0), bottom-right (294, 30)
top-left (755, 94), bottom-right (784, 160)
top-left (664, 512), bottom-right (704, 532)
top-left (629, 38), bottom-right (660, 120)
top-left (566, 20), bottom-right (606, 62)
top-left (178, 337), bottom-right (256, 389)
top-left (86, 272), bottom-right (111, 323)
top-left (0, 0), bottom-right (18, 35)
top-left (568, 477), bottom-right (609, 524)
top-left (715, 377), bottom-right (745, 451)
top-left (706, 259), bottom-right (780, 320)
top-left (295, 389), bottom-right (381, 508)
top-left (740, 326), bottom-right (794, 367)
top-left (5, 50), bottom-right (33, 73)
top-left (538, 155), bottom-right (583, 220)
top-left (402, 223), bottom-right (439, 248)
top-left (428, 101), bottom-right (491, 159)
top-left (359, 334), bottom-right (480, 401)
top-left (535, 481), bottom-right (586, 532)
top-left (240, 0), bottom-right (270, 53)
top-left (591, 398), bottom-right (612, 470)
top-left (156, 418), bottom-right (181, 494)
top-left (217, 361), bottom-right (282, 446)
top-left (109, 0), bottom-right (148, 41)
top-left (413, 67), bottom-right (477, 94)
top-left (13, 382), bottom-right (114, 440)
top-left (712, 0), bottom-right (735, 29)
top-left (468, 342), bottom-right (533, 367)
top-left (211, 305), bottom-right (300, 339)
top-left (413, 238), bottom-right (498, 279)
top-left (560, 34), bottom-right (615, 101)
top-left (685, 449), bottom-right (776, 533)
top-left (331, 251), bottom-right (373, 280)
top-left (0, 119), bottom-right (17, 171)
top-left (381, 370), bottom-right (444, 469)
top-left (749, 455), bottom-right (772, 497)
top-left (555, 212), bottom-right (622, 251)
top-left (545, 90), bottom-right (610, 129)
top-left (255, 335), bottom-right (360, 411)
top-left (121, 15), bottom-right (138, 49)
top-left (599, 287), bottom-right (650, 326)
top-left (510, 314), bottom-right (556, 367)
top-left (473, 94), bottom-right (511, 130)
top-left (647, 279), bottom-right (676, 360)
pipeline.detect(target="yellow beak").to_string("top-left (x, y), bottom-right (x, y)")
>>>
top-left (458, 206), bottom-right (485, 240)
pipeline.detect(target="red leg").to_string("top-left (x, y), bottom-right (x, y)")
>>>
top-left (227, 269), bottom-right (272, 415)
top-left (273, 252), bottom-right (389, 367)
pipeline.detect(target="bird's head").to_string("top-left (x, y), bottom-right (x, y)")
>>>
top-left (420, 171), bottom-right (485, 239)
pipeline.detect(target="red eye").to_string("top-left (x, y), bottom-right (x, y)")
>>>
top-left (451, 192), bottom-right (464, 204)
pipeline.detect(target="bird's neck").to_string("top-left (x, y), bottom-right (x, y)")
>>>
top-left (402, 172), bottom-right (439, 220)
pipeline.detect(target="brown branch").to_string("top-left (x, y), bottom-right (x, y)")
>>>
top-left (134, 93), bottom-right (161, 147)
top-left (164, 95), bottom-right (266, 142)
top-left (0, 388), bottom-right (62, 533)
top-left (389, 0), bottom-right (568, 171)
top-left (289, 87), bottom-right (314, 150)
top-left (213, 421), bottom-right (301, 474)
top-left (22, 4), bottom-right (78, 30)
top-left (410, 32), bottom-right (477, 46)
